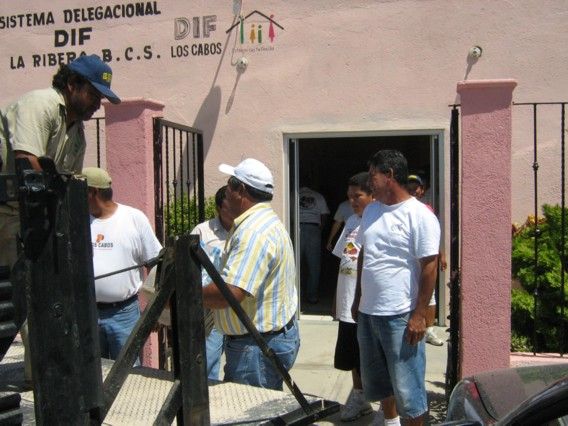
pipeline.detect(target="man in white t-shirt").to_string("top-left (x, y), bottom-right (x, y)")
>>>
top-left (83, 167), bottom-right (162, 361)
top-left (190, 185), bottom-right (234, 380)
top-left (352, 150), bottom-right (440, 426)
top-left (299, 184), bottom-right (329, 303)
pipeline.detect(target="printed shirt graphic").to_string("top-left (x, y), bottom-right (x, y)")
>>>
top-left (299, 187), bottom-right (329, 224)
top-left (332, 214), bottom-right (361, 323)
top-left (91, 204), bottom-right (162, 303)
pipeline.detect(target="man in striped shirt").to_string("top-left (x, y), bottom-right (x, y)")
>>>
top-left (202, 158), bottom-right (299, 390)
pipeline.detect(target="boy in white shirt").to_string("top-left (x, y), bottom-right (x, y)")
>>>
top-left (332, 172), bottom-right (374, 422)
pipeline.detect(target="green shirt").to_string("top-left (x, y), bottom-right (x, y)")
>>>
top-left (0, 87), bottom-right (86, 175)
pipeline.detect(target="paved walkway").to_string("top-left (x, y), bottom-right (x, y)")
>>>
top-left (291, 316), bottom-right (449, 425)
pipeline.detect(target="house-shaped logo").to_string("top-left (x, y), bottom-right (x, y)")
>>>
top-left (226, 10), bottom-right (283, 45)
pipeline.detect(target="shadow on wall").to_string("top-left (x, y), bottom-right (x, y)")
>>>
top-left (193, 85), bottom-right (222, 157)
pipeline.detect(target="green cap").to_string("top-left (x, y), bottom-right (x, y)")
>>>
top-left (81, 167), bottom-right (112, 189)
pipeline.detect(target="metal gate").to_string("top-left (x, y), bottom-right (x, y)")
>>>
top-left (445, 105), bottom-right (461, 397)
top-left (512, 102), bottom-right (567, 356)
top-left (153, 118), bottom-right (205, 243)
top-left (445, 101), bottom-right (568, 397)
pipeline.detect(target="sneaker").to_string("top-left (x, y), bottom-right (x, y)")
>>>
top-left (341, 389), bottom-right (373, 422)
top-left (426, 329), bottom-right (444, 346)
top-left (370, 409), bottom-right (384, 426)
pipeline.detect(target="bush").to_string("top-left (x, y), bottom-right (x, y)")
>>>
top-left (511, 204), bottom-right (568, 352)
top-left (166, 195), bottom-right (216, 237)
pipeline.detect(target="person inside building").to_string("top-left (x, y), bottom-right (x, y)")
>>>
top-left (353, 150), bottom-right (440, 426)
top-left (202, 158), bottom-right (299, 390)
top-left (84, 167), bottom-right (162, 362)
top-left (0, 54), bottom-right (120, 383)
top-left (190, 185), bottom-right (235, 380)
top-left (299, 175), bottom-right (329, 304)
top-left (331, 172), bottom-right (374, 422)
top-left (407, 174), bottom-right (446, 346)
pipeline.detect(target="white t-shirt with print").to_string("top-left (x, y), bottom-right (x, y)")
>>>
top-left (91, 204), bottom-right (162, 303)
top-left (356, 197), bottom-right (440, 316)
top-left (299, 187), bottom-right (329, 224)
top-left (332, 214), bottom-right (361, 323)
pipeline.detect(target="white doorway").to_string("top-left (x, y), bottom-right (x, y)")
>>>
top-left (285, 131), bottom-right (445, 321)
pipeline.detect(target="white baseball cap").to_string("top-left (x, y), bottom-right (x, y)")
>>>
top-left (219, 158), bottom-right (274, 194)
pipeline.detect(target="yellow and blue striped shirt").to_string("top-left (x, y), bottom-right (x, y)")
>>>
top-left (215, 202), bottom-right (298, 335)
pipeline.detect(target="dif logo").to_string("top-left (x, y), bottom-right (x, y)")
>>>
top-left (174, 15), bottom-right (216, 40)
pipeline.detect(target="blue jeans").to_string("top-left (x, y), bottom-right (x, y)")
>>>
top-left (206, 327), bottom-right (225, 380)
top-left (224, 320), bottom-right (300, 390)
top-left (300, 224), bottom-right (322, 301)
top-left (98, 297), bottom-right (140, 364)
top-left (357, 312), bottom-right (427, 419)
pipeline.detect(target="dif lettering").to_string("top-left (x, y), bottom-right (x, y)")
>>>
top-left (54, 27), bottom-right (93, 47)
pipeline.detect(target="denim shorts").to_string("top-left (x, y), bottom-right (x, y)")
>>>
top-left (224, 319), bottom-right (300, 391)
top-left (357, 311), bottom-right (427, 419)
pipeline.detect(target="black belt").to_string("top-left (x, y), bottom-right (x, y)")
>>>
top-left (227, 316), bottom-right (295, 340)
top-left (97, 294), bottom-right (138, 310)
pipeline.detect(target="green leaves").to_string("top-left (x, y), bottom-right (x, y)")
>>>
top-left (511, 204), bottom-right (568, 352)
top-left (165, 195), bottom-right (216, 237)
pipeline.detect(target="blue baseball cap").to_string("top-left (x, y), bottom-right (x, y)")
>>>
top-left (68, 54), bottom-right (121, 104)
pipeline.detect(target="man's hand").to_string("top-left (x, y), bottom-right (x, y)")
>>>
top-left (351, 298), bottom-right (359, 322)
top-left (405, 309), bottom-right (427, 345)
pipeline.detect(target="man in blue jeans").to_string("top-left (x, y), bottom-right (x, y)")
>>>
top-left (352, 150), bottom-right (440, 426)
top-left (191, 185), bottom-right (234, 380)
top-left (84, 167), bottom-right (162, 361)
top-left (202, 158), bottom-right (299, 390)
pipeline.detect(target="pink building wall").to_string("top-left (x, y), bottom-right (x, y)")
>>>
top-left (103, 99), bottom-right (165, 368)
top-left (457, 80), bottom-right (517, 377)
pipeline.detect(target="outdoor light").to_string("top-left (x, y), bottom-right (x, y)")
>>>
top-left (469, 46), bottom-right (483, 59)
top-left (237, 57), bottom-right (249, 71)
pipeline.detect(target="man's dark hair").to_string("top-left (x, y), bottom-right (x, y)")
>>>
top-left (98, 187), bottom-right (113, 201)
top-left (348, 172), bottom-right (371, 194)
top-left (214, 185), bottom-right (227, 208)
top-left (228, 176), bottom-right (273, 202)
top-left (52, 64), bottom-right (88, 91)
top-left (368, 149), bottom-right (409, 185)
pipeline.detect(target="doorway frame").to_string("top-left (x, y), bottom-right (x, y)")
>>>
top-left (283, 129), bottom-right (446, 322)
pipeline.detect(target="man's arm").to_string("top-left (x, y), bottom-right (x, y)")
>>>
top-left (326, 219), bottom-right (343, 250)
top-left (405, 254), bottom-right (438, 345)
top-left (203, 281), bottom-right (247, 309)
top-left (351, 246), bottom-right (364, 321)
top-left (15, 151), bottom-right (42, 171)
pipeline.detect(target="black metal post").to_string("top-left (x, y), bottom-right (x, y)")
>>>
top-left (561, 103), bottom-right (566, 356)
top-left (174, 235), bottom-right (210, 425)
top-left (531, 104), bottom-right (540, 355)
top-left (446, 105), bottom-right (461, 398)
top-left (21, 169), bottom-right (103, 424)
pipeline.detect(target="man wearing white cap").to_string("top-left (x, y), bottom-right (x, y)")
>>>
top-left (82, 167), bottom-right (162, 361)
top-left (203, 158), bottom-right (299, 390)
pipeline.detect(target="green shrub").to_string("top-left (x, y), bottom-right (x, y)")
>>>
top-left (165, 195), bottom-right (216, 237)
top-left (511, 204), bottom-right (568, 352)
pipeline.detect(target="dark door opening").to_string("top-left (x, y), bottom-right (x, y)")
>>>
top-left (290, 134), bottom-right (438, 316)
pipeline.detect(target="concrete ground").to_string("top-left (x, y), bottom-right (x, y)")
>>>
top-left (291, 316), bottom-right (449, 425)
top-left (1, 316), bottom-right (449, 425)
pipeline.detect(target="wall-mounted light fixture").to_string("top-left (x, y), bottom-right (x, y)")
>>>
top-left (469, 46), bottom-right (483, 59)
top-left (236, 57), bottom-right (248, 71)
